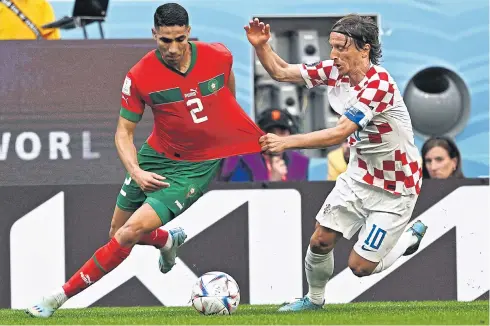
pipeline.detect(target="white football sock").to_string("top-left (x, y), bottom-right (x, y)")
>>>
top-left (305, 247), bottom-right (334, 305)
top-left (161, 232), bottom-right (173, 251)
top-left (372, 230), bottom-right (418, 274)
top-left (50, 287), bottom-right (68, 307)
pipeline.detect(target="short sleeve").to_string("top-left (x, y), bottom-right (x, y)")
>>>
top-left (211, 42), bottom-right (233, 79)
top-left (344, 71), bottom-right (395, 129)
top-left (299, 60), bottom-right (338, 88)
top-left (119, 72), bottom-right (145, 123)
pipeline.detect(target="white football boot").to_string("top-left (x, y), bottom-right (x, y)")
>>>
top-left (25, 289), bottom-right (68, 318)
top-left (159, 227), bottom-right (187, 273)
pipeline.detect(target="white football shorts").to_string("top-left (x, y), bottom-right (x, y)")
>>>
top-left (315, 173), bottom-right (417, 262)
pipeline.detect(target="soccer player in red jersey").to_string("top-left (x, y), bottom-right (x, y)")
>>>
top-left (26, 3), bottom-right (263, 317)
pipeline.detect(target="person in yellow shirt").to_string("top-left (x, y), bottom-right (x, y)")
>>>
top-left (327, 140), bottom-right (350, 181)
top-left (0, 0), bottom-right (60, 40)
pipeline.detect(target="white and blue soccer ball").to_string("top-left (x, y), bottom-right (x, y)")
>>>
top-left (190, 271), bottom-right (240, 315)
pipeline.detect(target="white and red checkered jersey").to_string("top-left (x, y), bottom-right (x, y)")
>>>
top-left (299, 60), bottom-right (422, 196)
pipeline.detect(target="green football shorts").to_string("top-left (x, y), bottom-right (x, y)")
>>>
top-left (116, 142), bottom-right (221, 224)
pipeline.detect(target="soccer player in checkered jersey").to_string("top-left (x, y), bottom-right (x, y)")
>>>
top-left (245, 15), bottom-right (428, 311)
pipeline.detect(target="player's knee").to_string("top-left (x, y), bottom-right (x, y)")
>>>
top-left (348, 263), bottom-right (371, 278)
top-left (115, 222), bottom-right (144, 246)
top-left (309, 237), bottom-right (331, 254)
top-left (348, 257), bottom-right (374, 278)
top-left (108, 224), bottom-right (119, 239)
top-left (309, 227), bottom-right (338, 254)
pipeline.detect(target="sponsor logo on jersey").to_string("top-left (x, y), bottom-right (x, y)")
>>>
top-left (185, 88), bottom-right (198, 98)
top-left (122, 77), bottom-right (131, 96)
top-left (361, 245), bottom-right (376, 252)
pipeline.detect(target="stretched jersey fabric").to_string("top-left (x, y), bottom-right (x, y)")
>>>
top-left (300, 60), bottom-right (422, 196)
top-left (120, 41), bottom-right (264, 161)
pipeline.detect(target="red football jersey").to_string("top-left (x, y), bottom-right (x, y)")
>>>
top-left (120, 41), bottom-right (264, 161)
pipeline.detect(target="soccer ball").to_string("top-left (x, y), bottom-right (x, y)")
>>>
top-left (190, 271), bottom-right (240, 315)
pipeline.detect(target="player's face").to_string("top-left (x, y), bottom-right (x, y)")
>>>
top-left (329, 32), bottom-right (369, 76)
top-left (424, 146), bottom-right (457, 179)
top-left (152, 25), bottom-right (191, 67)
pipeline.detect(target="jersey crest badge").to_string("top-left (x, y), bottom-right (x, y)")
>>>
top-left (323, 203), bottom-right (332, 216)
top-left (186, 185), bottom-right (198, 198)
top-left (207, 78), bottom-right (219, 94)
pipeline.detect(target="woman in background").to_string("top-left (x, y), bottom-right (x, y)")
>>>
top-left (421, 136), bottom-right (464, 179)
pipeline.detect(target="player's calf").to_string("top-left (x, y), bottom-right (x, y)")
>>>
top-left (25, 237), bottom-right (132, 318)
top-left (109, 207), bottom-right (134, 238)
top-left (26, 204), bottom-right (162, 318)
top-left (136, 228), bottom-right (170, 248)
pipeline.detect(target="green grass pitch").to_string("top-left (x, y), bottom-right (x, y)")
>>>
top-left (1, 300), bottom-right (488, 325)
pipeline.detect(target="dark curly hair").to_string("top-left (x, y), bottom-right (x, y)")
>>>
top-left (331, 14), bottom-right (382, 65)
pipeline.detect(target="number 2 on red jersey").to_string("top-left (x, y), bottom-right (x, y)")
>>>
top-left (187, 98), bottom-right (208, 124)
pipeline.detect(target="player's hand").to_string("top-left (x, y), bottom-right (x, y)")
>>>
top-left (132, 169), bottom-right (170, 192)
top-left (260, 133), bottom-right (288, 154)
top-left (244, 18), bottom-right (271, 47)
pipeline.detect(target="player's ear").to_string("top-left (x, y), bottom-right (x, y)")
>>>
top-left (363, 43), bottom-right (371, 57)
top-left (451, 157), bottom-right (458, 171)
top-left (151, 27), bottom-right (157, 40)
top-left (186, 25), bottom-right (191, 38)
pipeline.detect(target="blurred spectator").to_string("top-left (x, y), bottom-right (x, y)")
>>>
top-left (327, 140), bottom-right (350, 181)
top-left (0, 0), bottom-right (60, 40)
top-left (218, 108), bottom-right (309, 182)
top-left (421, 136), bottom-right (464, 179)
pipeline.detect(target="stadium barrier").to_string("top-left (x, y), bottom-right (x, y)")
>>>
top-left (1, 178), bottom-right (488, 308)
top-left (0, 40), bottom-right (155, 187)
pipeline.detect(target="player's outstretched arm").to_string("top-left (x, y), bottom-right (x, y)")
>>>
top-left (260, 116), bottom-right (358, 153)
top-left (115, 116), bottom-right (140, 176)
top-left (244, 18), bottom-right (304, 84)
top-left (115, 116), bottom-right (169, 192)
